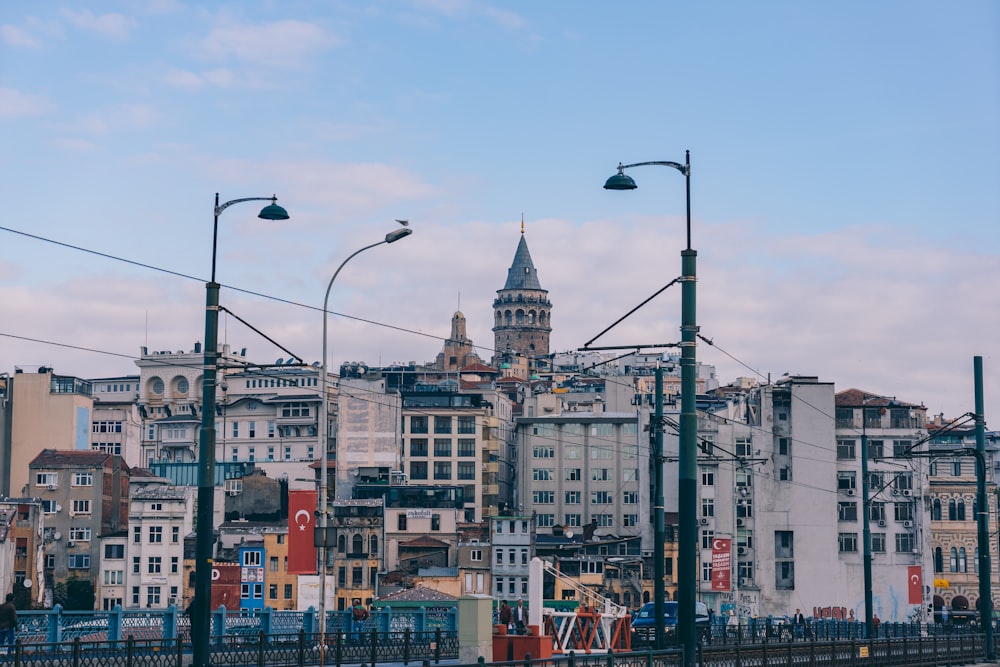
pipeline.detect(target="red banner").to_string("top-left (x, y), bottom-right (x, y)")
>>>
top-left (908, 565), bottom-right (923, 604)
top-left (711, 538), bottom-right (732, 591)
top-left (288, 490), bottom-right (318, 574)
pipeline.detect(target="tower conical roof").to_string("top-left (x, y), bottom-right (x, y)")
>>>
top-left (503, 235), bottom-right (543, 290)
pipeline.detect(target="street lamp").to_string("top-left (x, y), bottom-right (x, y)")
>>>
top-left (193, 194), bottom-right (289, 667)
top-left (605, 152), bottom-right (695, 666)
top-left (317, 226), bottom-right (413, 661)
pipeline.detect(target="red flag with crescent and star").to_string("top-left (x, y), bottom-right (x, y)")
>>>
top-left (288, 490), bottom-right (318, 574)
top-left (908, 565), bottom-right (923, 604)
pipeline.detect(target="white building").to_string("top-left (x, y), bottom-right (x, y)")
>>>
top-left (125, 483), bottom-right (194, 609)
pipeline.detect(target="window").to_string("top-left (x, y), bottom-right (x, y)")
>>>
top-left (837, 439), bottom-right (856, 460)
top-left (896, 533), bottom-right (916, 554)
top-left (566, 468), bottom-right (581, 481)
top-left (776, 561), bottom-right (794, 590)
top-left (893, 440), bottom-right (912, 458)
top-left (457, 416), bottom-right (476, 434)
top-left (623, 514), bottom-right (638, 527)
top-left (702, 471), bottom-right (715, 486)
top-left (284, 584), bottom-right (293, 599)
top-left (591, 491), bottom-right (612, 504)
top-left (868, 440), bottom-right (884, 459)
top-left (337, 567), bottom-right (346, 587)
top-left (410, 461), bottom-right (428, 480)
top-left (871, 533), bottom-right (886, 553)
top-left (536, 514), bottom-right (554, 527)
top-left (623, 468), bottom-right (638, 481)
top-left (434, 416), bottom-right (452, 434)
top-left (837, 472), bottom-right (857, 491)
top-left (736, 438), bottom-right (753, 457)
top-left (131, 587), bottom-right (140, 606)
top-left (591, 446), bottom-right (613, 460)
top-left (232, 421), bottom-right (239, 438)
top-left (457, 462), bottom-right (475, 480)
top-left (533, 490), bottom-right (554, 504)
top-left (72, 472), bottom-right (93, 486)
top-left (69, 527), bottom-right (91, 541)
top-left (565, 491), bottom-right (581, 504)
top-left (172, 526), bottom-right (180, 543)
top-left (248, 421), bottom-right (256, 438)
top-left (409, 438), bottom-right (428, 456)
top-left (269, 584), bottom-right (278, 600)
top-left (132, 557), bottom-right (140, 573)
top-left (533, 446), bottom-right (554, 458)
top-left (410, 416), bottom-right (428, 433)
top-left (702, 498), bottom-right (715, 518)
top-left (470, 549), bottom-right (483, 562)
top-left (103, 570), bottom-right (124, 585)
top-left (242, 551), bottom-right (262, 567)
top-left (434, 438), bottom-right (452, 457)
top-left (149, 526), bottom-right (163, 543)
top-left (36, 472), bottom-right (58, 488)
top-left (701, 530), bottom-right (715, 549)
top-left (594, 513), bottom-right (613, 527)
top-left (838, 502), bottom-right (858, 521)
top-left (397, 514), bottom-right (407, 531)
top-left (147, 587), bottom-right (161, 607)
top-left (457, 439), bottom-right (476, 457)
top-left (433, 461), bottom-right (452, 480)
top-left (68, 554), bottom-right (90, 569)
top-left (171, 557), bottom-right (179, 574)
top-left (71, 499), bottom-right (91, 515)
top-left (533, 468), bottom-right (554, 481)
top-left (838, 533), bottom-right (858, 553)
top-left (41, 500), bottom-right (57, 514)
top-left (592, 468), bottom-right (611, 481)
top-left (148, 557), bottom-right (162, 574)
top-left (105, 544), bottom-right (124, 559)
top-left (623, 491), bottom-right (638, 504)
top-left (280, 403), bottom-right (310, 418)
top-left (894, 503), bottom-right (914, 522)
top-left (565, 514), bottom-right (581, 527)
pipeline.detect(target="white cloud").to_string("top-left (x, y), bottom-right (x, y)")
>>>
top-left (74, 103), bottom-right (160, 136)
top-left (413, 0), bottom-right (527, 28)
top-left (60, 9), bottom-right (134, 41)
top-left (1, 24), bottom-right (39, 48)
top-left (0, 87), bottom-right (54, 119)
top-left (195, 20), bottom-right (334, 68)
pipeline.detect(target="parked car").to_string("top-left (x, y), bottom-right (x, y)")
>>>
top-left (631, 601), bottom-right (710, 644)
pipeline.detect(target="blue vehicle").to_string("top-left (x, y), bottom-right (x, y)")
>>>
top-left (631, 601), bottom-right (711, 644)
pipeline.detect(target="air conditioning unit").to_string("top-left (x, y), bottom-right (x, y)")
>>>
top-left (846, 489), bottom-right (855, 496)
top-left (903, 520), bottom-right (913, 528)
top-left (738, 577), bottom-right (746, 586)
top-left (642, 550), bottom-right (653, 558)
top-left (878, 520), bottom-right (886, 527)
top-left (903, 489), bottom-right (912, 496)
top-left (700, 518), bottom-right (709, 525)
top-left (47, 485), bottom-right (57, 491)
top-left (737, 546), bottom-right (747, 555)
top-left (891, 489), bottom-right (899, 496)
top-left (737, 518), bottom-right (745, 527)
top-left (67, 541), bottom-right (74, 548)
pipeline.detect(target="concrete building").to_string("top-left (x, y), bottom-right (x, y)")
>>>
top-left (4, 368), bottom-right (93, 498)
top-left (926, 420), bottom-right (1000, 617)
top-left (490, 514), bottom-right (533, 602)
top-left (515, 401), bottom-right (643, 541)
top-left (26, 449), bottom-right (129, 600)
top-left (335, 377), bottom-right (401, 501)
top-left (124, 483), bottom-right (193, 609)
top-left (89, 376), bottom-right (143, 469)
top-left (0, 498), bottom-right (44, 607)
top-left (330, 498), bottom-right (384, 610)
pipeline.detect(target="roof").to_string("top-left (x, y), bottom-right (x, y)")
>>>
top-left (378, 584), bottom-right (457, 603)
top-left (29, 448), bottom-right (124, 470)
top-left (501, 235), bottom-right (544, 291)
top-left (398, 535), bottom-right (451, 549)
top-left (460, 363), bottom-right (498, 374)
top-left (835, 388), bottom-right (923, 409)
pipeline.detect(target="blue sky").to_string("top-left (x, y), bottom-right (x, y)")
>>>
top-left (1, 1), bottom-right (998, 421)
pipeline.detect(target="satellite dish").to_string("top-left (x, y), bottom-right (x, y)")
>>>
top-left (23, 580), bottom-right (31, 589)
top-left (53, 531), bottom-right (62, 541)
top-left (565, 531), bottom-right (574, 539)
top-left (275, 358), bottom-right (284, 365)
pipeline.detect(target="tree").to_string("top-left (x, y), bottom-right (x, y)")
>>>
top-left (52, 577), bottom-right (95, 610)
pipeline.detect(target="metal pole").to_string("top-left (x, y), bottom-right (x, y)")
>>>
top-left (974, 356), bottom-right (994, 659)
top-left (860, 407), bottom-right (874, 637)
top-left (193, 197), bottom-right (221, 667)
top-left (653, 365), bottom-right (665, 650)
top-left (677, 151), bottom-right (698, 667)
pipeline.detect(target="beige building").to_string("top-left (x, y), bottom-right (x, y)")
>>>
top-left (4, 368), bottom-right (94, 498)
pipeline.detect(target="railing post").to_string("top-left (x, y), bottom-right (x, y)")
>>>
top-left (257, 630), bottom-right (266, 667)
top-left (126, 635), bottom-right (135, 667)
top-left (73, 637), bottom-right (81, 667)
top-left (261, 607), bottom-right (273, 637)
top-left (110, 604), bottom-right (123, 642)
top-left (50, 603), bottom-right (62, 644)
top-left (177, 630), bottom-right (184, 667)
top-left (334, 630), bottom-right (343, 667)
top-left (434, 627), bottom-right (442, 664)
top-left (298, 629), bottom-right (306, 667)
top-left (13, 639), bottom-right (21, 667)
top-left (403, 628), bottom-right (411, 666)
top-left (370, 629), bottom-right (378, 667)
top-left (808, 635), bottom-right (815, 667)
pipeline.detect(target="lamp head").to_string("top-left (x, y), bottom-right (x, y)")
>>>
top-left (385, 227), bottom-right (413, 243)
top-left (604, 164), bottom-right (637, 190)
top-left (258, 196), bottom-right (290, 221)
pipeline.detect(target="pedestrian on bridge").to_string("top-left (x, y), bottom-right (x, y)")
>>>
top-left (0, 594), bottom-right (17, 657)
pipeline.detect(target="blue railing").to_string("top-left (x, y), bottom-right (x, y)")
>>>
top-left (16, 604), bottom-right (458, 645)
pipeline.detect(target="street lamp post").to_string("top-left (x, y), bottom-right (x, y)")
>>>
top-left (193, 194), bottom-right (289, 667)
top-left (605, 151), bottom-right (695, 667)
top-left (859, 395), bottom-right (875, 638)
top-left (317, 226), bottom-right (413, 662)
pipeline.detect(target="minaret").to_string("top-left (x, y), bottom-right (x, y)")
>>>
top-left (492, 219), bottom-right (552, 378)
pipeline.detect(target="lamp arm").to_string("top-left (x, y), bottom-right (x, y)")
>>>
top-left (620, 160), bottom-right (689, 176)
top-left (215, 196), bottom-right (278, 217)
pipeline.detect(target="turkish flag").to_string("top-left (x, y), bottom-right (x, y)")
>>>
top-left (908, 565), bottom-right (923, 604)
top-left (288, 490), bottom-right (318, 574)
top-left (711, 538), bottom-right (732, 591)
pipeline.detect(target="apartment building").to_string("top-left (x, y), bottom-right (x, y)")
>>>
top-left (330, 499), bottom-right (384, 610)
top-left (0, 498), bottom-right (44, 606)
top-left (489, 514), bottom-right (533, 602)
top-left (125, 483), bottom-right (193, 609)
top-left (89, 375), bottom-right (143, 469)
top-left (27, 449), bottom-right (129, 597)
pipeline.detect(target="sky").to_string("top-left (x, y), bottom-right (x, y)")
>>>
top-left (1, 1), bottom-right (998, 423)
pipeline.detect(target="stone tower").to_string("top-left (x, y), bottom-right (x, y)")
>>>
top-left (492, 227), bottom-right (551, 378)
